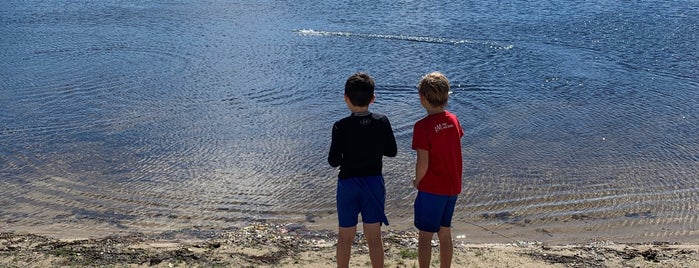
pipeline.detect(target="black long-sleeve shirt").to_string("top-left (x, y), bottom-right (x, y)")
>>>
top-left (328, 112), bottom-right (397, 179)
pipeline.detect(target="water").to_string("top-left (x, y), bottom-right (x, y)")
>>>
top-left (1, 0), bottom-right (697, 243)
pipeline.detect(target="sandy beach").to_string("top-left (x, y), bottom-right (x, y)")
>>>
top-left (2, 222), bottom-right (698, 268)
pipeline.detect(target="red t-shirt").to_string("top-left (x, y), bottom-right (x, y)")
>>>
top-left (412, 111), bottom-right (464, 196)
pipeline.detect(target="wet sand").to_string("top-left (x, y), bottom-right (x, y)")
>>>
top-left (2, 222), bottom-right (698, 267)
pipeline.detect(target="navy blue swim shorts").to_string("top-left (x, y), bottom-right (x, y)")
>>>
top-left (414, 191), bottom-right (457, 232)
top-left (336, 176), bottom-right (389, 228)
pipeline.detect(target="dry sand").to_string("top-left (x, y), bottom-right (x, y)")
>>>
top-left (2, 222), bottom-right (698, 268)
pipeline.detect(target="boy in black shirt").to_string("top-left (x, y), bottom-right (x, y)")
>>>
top-left (328, 72), bottom-right (397, 268)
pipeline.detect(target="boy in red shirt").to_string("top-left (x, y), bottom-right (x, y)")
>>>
top-left (411, 72), bottom-right (464, 268)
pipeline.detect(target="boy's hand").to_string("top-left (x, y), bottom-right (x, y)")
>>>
top-left (412, 179), bottom-right (419, 189)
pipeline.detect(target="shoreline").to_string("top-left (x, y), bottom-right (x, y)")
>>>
top-left (2, 222), bottom-right (698, 267)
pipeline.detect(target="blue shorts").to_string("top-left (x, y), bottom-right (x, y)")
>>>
top-left (336, 176), bottom-right (389, 228)
top-left (414, 191), bottom-right (457, 232)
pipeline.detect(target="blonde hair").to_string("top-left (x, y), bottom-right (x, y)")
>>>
top-left (418, 72), bottom-right (450, 108)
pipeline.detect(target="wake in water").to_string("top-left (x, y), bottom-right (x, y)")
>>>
top-left (294, 29), bottom-right (513, 50)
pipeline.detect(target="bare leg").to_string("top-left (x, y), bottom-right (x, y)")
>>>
top-left (418, 230), bottom-right (434, 268)
top-left (337, 226), bottom-right (356, 268)
top-left (437, 226), bottom-right (453, 268)
top-left (362, 222), bottom-right (384, 268)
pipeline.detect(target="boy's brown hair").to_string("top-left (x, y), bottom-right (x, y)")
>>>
top-left (418, 72), bottom-right (450, 108)
top-left (345, 72), bottom-right (375, 107)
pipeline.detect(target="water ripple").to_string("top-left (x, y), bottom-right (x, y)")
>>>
top-left (295, 29), bottom-right (514, 50)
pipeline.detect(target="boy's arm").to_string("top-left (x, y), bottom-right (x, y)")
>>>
top-left (328, 124), bottom-right (342, 167)
top-left (385, 125), bottom-right (397, 157)
top-left (413, 149), bottom-right (429, 188)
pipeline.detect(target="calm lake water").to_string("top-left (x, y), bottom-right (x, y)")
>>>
top-left (1, 0), bottom-right (698, 243)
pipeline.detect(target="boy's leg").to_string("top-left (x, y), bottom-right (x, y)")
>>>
top-left (437, 226), bottom-right (453, 268)
top-left (436, 195), bottom-right (457, 268)
top-left (418, 230), bottom-right (433, 268)
top-left (337, 177), bottom-right (361, 267)
top-left (337, 226), bottom-right (356, 268)
top-left (362, 222), bottom-right (384, 268)
top-left (415, 191), bottom-right (444, 268)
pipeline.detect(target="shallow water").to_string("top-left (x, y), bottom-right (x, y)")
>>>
top-left (1, 0), bottom-right (698, 242)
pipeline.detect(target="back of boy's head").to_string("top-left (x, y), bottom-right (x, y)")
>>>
top-left (345, 72), bottom-right (375, 107)
top-left (418, 72), bottom-right (450, 108)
